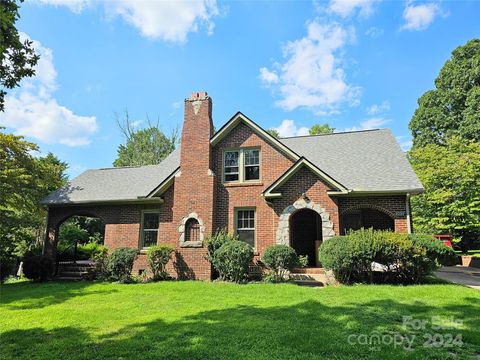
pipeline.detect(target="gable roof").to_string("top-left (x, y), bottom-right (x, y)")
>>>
top-left (40, 148), bottom-right (180, 205)
top-left (211, 112), bottom-right (300, 161)
top-left (280, 129), bottom-right (423, 194)
top-left (263, 157), bottom-right (349, 199)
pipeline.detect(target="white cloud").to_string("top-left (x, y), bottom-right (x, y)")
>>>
top-left (342, 117), bottom-right (390, 132)
top-left (36, 0), bottom-right (219, 43)
top-left (401, 2), bottom-right (443, 31)
top-left (259, 67), bottom-right (279, 84)
top-left (365, 26), bottom-right (383, 38)
top-left (366, 100), bottom-right (390, 115)
top-left (274, 120), bottom-right (310, 138)
top-left (1, 35), bottom-right (98, 146)
top-left (327, 0), bottom-right (379, 18)
top-left (260, 20), bottom-right (360, 115)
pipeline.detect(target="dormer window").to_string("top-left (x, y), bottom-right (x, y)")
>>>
top-left (223, 148), bottom-right (260, 183)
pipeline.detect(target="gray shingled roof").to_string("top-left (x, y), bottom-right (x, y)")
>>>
top-left (280, 129), bottom-right (423, 193)
top-left (41, 127), bottom-right (423, 205)
top-left (40, 148), bottom-right (180, 205)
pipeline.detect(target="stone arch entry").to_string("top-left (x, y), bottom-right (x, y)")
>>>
top-left (290, 208), bottom-right (322, 267)
top-left (276, 198), bottom-right (335, 261)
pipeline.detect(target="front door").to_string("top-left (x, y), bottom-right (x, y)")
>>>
top-left (290, 209), bottom-right (322, 267)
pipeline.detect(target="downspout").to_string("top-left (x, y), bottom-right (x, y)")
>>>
top-left (406, 194), bottom-right (412, 234)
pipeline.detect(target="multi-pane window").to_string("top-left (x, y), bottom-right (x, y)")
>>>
top-left (141, 212), bottom-right (159, 248)
top-left (224, 151), bottom-right (240, 182)
top-left (223, 148), bottom-right (260, 183)
top-left (236, 209), bottom-right (255, 248)
top-left (244, 149), bottom-right (260, 181)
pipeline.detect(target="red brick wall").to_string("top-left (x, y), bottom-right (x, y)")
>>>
top-left (212, 122), bottom-right (295, 254)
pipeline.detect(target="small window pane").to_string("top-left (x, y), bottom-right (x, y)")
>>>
top-left (244, 149), bottom-right (259, 165)
top-left (238, 230), bottom-right (255, 247)
top-left (225, 174), bottom-right (239, 181)
top-left (143, 231), bottom-right (157, 247)
top-left (245, 166), bottom-right (259, 181)
top-left (224, 151), bottom-right (239, 166)
top-left (143, 213), bottom-right (159, 230)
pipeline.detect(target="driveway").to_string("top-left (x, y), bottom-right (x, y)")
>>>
top-left (435, 266), bottom-right (480, 290)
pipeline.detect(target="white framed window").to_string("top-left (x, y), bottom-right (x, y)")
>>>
top-left (223, 148), bottom-right (260, 183)
top-left (224, 150), bottom-right (240, 182)
top-left (235, 208), bottom-right (256, 248)
top-left (141, 211), bottom-right (159, 248)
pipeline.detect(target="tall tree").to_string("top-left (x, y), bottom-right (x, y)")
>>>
top-left (0, 128), bottom-right (67, 277)
top-left (266, 129), bottom-right (279, 138)
top-left (309, 123), bottom-right (335, 135)
top-left (0, 0), bottom-right (39, 112)
top-left (409, 137), bottom-right (480, 240)
top-left (113, 110), bottom-right (178, 167)
top-left (409, 39), bottom-right (480, 147)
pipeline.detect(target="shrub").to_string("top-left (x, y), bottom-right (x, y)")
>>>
top-left (205, 229), bottom-right (237, 263)
top-left (147, 245), bottom-right (174, 280)
top-left (262, 245), bottom-right (305, 282)
top-left (106, 247), bottom-right (138, 282)
top-left (23, 256), bottom-right (54, 282)
top-left (409, 234), bottom-right (458, 266)
top-left (92, 246), bottom-right (109, 280)
top-left (319, 229), bottom-right (438, 284)
top-left (212, 241), bottom-right (254, 283)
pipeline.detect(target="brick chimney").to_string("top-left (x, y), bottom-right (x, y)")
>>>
top-left (173, 92), bottom-right (215, 248)
top-left (180, 91), bottom-right (214, 172)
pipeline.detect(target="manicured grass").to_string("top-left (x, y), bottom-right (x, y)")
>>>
top-left (1, 281), bottom-right (479, 359)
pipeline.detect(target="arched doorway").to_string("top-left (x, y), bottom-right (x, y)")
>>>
top-left (290, 209), bottom-right (322, 267)
top-left (340, 208), bottom-right (394, 235)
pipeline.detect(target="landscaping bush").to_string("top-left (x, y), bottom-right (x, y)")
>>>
top-left (92, 245), bottom-right (109, 280)
top-left (23, 256), bottom-right (54, 282)
top-left (205, 229), bottom-right (237, 263)
top-left (318, 229), bottom-right (438, 284)
top-left (409, 234), bottom-right (458, 266)
top-left (212, 240), bottom-right (254, 283)
top-left (106, 247), bottom-right (138, 282)
top-left (147, 245), bottom-right (174, 280)
top-left (262, 245), bottom-right (306, 282)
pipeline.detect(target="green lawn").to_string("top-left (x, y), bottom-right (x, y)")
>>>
top-left (1, 281), bottom-right (479, 359)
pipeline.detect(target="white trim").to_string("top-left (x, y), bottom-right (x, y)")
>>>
top-left (406, 193), bottom-right (412, 234)
top-left (263, 158), bottom-right (349, 199)
top-left (234, 207), bottom-right (257, 250)
top-left (211, 112), bottom-right (299, 161)
top-left (147, 168), bottom-right (180, 198)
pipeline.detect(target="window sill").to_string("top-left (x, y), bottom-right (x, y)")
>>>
top-left (223, 182), bottom-right (263, 188)
top-left (180, 241), bottom-right (203, 248)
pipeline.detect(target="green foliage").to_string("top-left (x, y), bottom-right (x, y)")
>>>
top-left (22, 256), bottom-right (53, 282)
top-left (0, 0), bottom-right (40, 112)
top-left (309, 123), bottom-right (335, 135)
top-left (409, 39), bottom-right (480, 147)
top-left (92, 246), bottom-right (109, 280)
top-left (409, 234), bottom-right (458, 266)
top-left (409, 137), bottom-right (480, 238)
top-left (0, 129), bottom-right (67, 277)
top-left (318, 229), bottom-right (437, 284)
top-left (146, 245), bottom-right (174, 280)
top-left (262, 245), bottom-right (304, 282)
top-left (106, 247), bottom-right (138, 283)
top-left (59, 222), bottom-right (89, 246)
top-left (205, 228), bottom-right (237, 264)
top-left (211, 241), bottom-right (254, 283)
top-left (266, 129), bottom-right (280, 138)
top-left (113, 110), bottom-right (178, 167)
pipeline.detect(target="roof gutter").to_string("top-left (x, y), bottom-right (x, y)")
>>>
top-left (42, 197), bottom-right (164, 207)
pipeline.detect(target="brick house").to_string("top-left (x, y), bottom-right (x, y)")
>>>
top-left (41, 92), bottom-right (424, 280)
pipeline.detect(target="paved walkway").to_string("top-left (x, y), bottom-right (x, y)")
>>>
top-left (435, 266), bottom-right (480, 290)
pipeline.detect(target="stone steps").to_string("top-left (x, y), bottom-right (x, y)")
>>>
top-left (56, 262), bottom-right (95, 281)
top-left (290, 269), bottom-right (326, 287)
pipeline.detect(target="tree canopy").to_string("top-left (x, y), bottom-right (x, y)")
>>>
top-left (409, 137), bottom-right (480, 238)
top-left (113, 111), bottom-right (178, 167)
top-left (409, 39), bottom-right (480, 147)
top-left (309, 123), bottom-right (335, 135)
top-left (0, 0), bottom-right (39, 112)
top-left (0, 128), bottom-right (67, 277)
top-left (266, 129), bottom-right (280, 138)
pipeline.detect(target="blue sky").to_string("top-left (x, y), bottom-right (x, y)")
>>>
top-left (2, 0), bottom-right (479, 178)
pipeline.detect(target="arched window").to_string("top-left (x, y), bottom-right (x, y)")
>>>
top-left (185, 218), bottom-right (200, 242)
